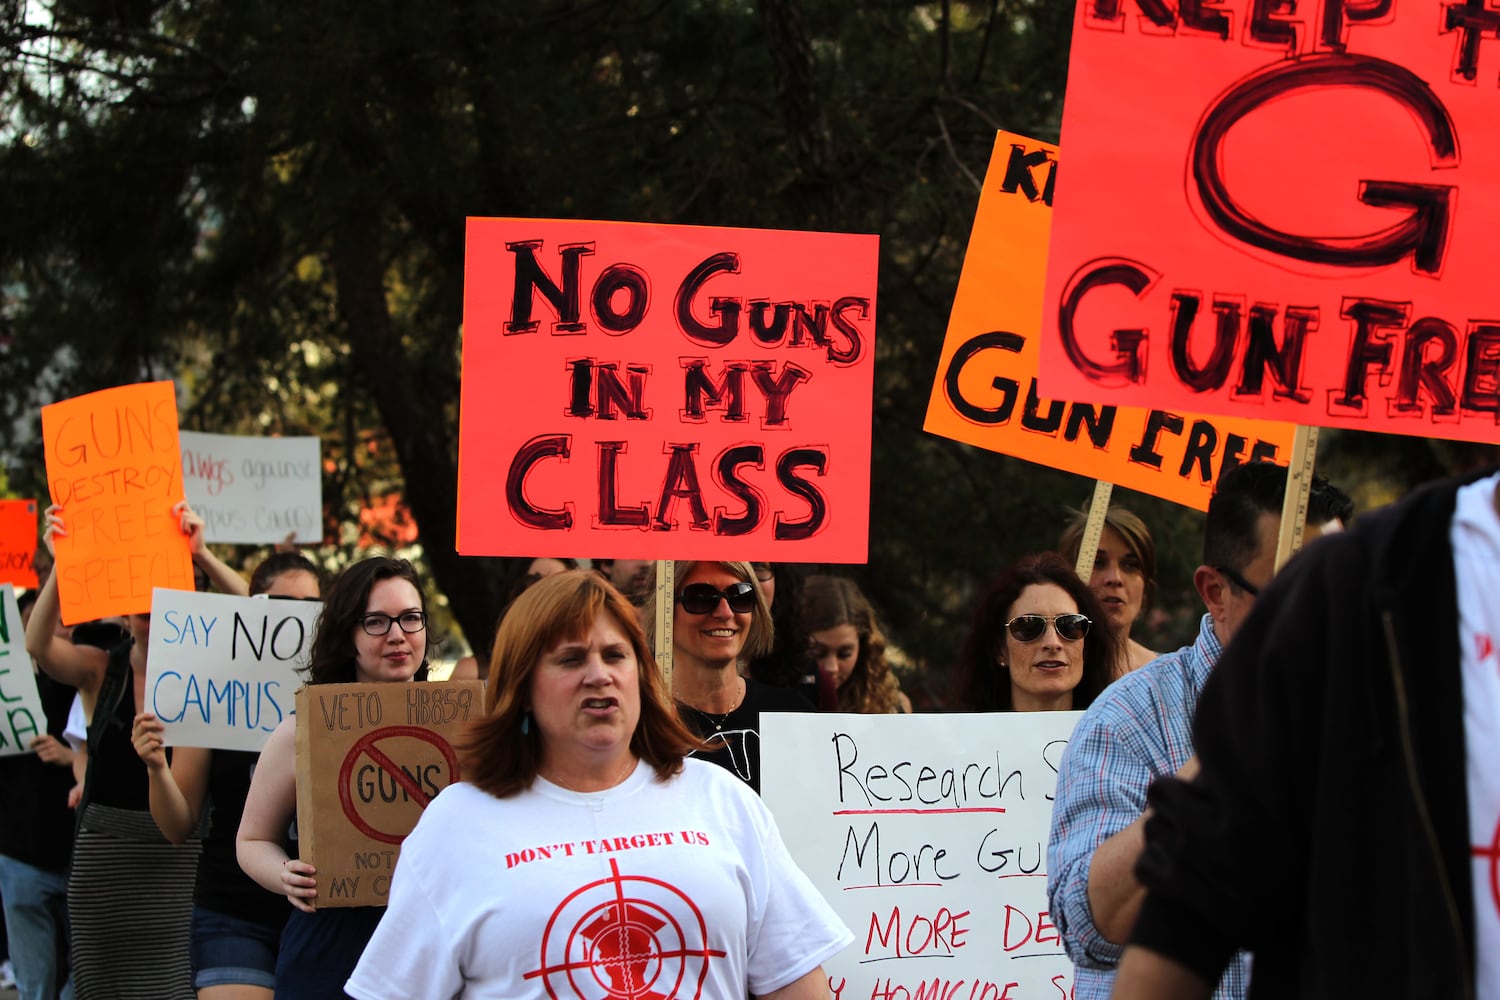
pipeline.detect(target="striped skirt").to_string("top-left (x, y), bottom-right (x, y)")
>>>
top-left (70, 804), bottom-right (201, 1000)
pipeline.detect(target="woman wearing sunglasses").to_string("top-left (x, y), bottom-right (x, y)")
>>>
top-left (644, 561), bottom-right (813, 794)
top-left (238, 556), bottom-right (433, 1000)
top-left (953, 552), bottom-right (1118, 713)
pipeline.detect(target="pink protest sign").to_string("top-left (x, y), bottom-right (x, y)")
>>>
top-left (1038, 3), bottom-right (1500, 442)
top-left (458, 219), bottom-right (879, 562)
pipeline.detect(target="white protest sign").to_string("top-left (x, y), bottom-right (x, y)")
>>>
top-left (762, 712), bottom-right (1078, 1000)
top-left (0, 584), bottom-right (49, 757)
top-left (179, 431), bottom-right (321, 544)
top-left (147, 587), bottom-right (321, 751)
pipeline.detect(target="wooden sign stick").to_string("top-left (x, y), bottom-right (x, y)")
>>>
top-left (1073, 480), bottom-right (1114, 581)
top-left (653, 558), bottom-right (675, 686)
top-left (1273, 426), bottom-right (1320, 572)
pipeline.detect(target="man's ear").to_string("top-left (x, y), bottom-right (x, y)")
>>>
top-left (1193, 565), bottom-right (1228, 622)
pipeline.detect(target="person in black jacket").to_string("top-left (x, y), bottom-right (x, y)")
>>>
top-left (1114, 469), bottom-right (1498, 999)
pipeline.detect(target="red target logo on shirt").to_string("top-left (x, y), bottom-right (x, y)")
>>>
top-left (523, 859), bottom-right (728, 999)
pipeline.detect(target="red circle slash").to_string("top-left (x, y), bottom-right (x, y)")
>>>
top-left (337, 725), bottom-right (460, 844)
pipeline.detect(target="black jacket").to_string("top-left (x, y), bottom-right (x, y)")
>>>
top-left (1132, 472), bottom-right (1482, 999)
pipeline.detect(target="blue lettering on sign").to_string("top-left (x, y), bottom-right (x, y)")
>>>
top-left (151, 670), bottom-right (286, 732)
top-left (161, 610), bottom-right (219, 646)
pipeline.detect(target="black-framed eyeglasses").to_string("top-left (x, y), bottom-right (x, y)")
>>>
top-left (1004, 613), bottom-right (1091, 643)
top-left (1215, 565), bottom-right (1261, 597)
top-left (678, 582), bottom-right (757, 615)
top-left (360, 611), bottom-right (427, 636)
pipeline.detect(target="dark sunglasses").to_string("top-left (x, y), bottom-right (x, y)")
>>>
top-left (1215, 565), bottom-right (1261, 597)
top-left (1004, 613), bottom-right (1091, 643)
top-left (678, 582), bottom-right (757, 615)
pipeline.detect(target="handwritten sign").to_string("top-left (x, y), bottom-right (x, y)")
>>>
top-left (145, 588), bottom-right (320, 752)
top-left (762, 712), bottom-right (1078, 1000)
top-left (294, 681), bottom-right (482, 907)
top-left (179, 432), bottom-right (322, 544)
top-left (41, 381), bottom-right (193, 623)
top-left (1038, 7), bottom-right (1500, 444)
top-left (925, 132), bottom-right (1296, 510)
top-left (0, 501), bottom-right (39, 588)
top-left (457, 219), bottom-right (879, 562)
top-left (0, 585), bottom-right (48, 757)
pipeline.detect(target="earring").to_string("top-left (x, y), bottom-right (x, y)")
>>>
top-left (520, 713), bottom-right (531, 735)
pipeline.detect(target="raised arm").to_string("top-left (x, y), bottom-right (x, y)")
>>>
top-left (176, 501), bottom-right (248, 597)
top-left (132, 713), bottom-right (211, 844)
top-left (25, 507), bottom-right (108, 694)
top-left (237, 715), bottom-right (317, 911)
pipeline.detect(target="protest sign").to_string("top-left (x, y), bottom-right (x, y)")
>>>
top-left (146, 588), bottom-right (321, 752)
top-left (179, 432), bottom-right (322, 545)
top-left (458, 219), bottom-right (879, 562)
top-left (1038, 6), bottom-right (1500, 443)
top-left (926, 131), bottom-right (1297, 510)
top-left (0, 585), bottom-right (49, 757)
top-left (0, 501), bottom-right (38, 588)
top-left (762, 712), bottom-right (1078, 1000)
top-left (295, 681), bottom-right (483, 907)
top-left (41, 381), bottom-right (193, 623)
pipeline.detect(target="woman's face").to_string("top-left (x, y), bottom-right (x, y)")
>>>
top-left (672, 564), bottom-right (753, 670)
top-left (807, 624), bottom-right (859, 688)
top-left (263, 569), bottom-right (321, 600)
top-left (1088, 527), bottom-right (1145, 638)
top-left (528, 612), bottom-right (641, 769)
top-left (752, 563), bottom-right (776, 608)
top-left (1001, 582), bottom-right (1086, 711)
top-left (352, 577), bottom-right (426, 684)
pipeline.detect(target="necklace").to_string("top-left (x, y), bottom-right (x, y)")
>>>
top-left (681, 679), bottom-right (745, 733)
top-left (540, 756), bottom-right (638, 794)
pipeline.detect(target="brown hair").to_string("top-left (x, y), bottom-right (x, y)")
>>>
top-left (462, 570), bottom-right (699, 798)
top-left (641, 561), bottom-right (774, 662)
top-left (303, 556), bottom-right (429, 686)
top-left (1058, 503), bottom-right (1159, 615)
top-left (799, 575), bottom-right (905, 715)
top-left (952, 552), bottom-right (1118, 712)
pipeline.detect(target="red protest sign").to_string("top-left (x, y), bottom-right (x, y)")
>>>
top-left (0, 502), bottom-right (39, 588)
top-left (1038, 5), bottom-right (1500, 443)
top-left (457, 219), bottom-right (879, 563)
top-left (41, 381), bottom-right (193, 623)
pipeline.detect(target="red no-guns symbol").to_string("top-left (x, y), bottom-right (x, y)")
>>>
top-left (337, 725), bottom-right (459, 845)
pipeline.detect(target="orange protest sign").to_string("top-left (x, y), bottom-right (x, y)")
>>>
top-left (458, 219), bottom-right (879, 562)
top-left (41, 381), bottom-right (193, 623)
top-left (1037, 6), bottom-right (1500, 443)
top-left (925, 131), bottom-right (1296, 510)
top-left (0, 501), bottom-right (39, 588)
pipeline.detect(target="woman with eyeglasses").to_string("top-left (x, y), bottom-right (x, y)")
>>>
top-left (643, 561), bottom-right (813, 794)
top-left (133, 551), bottom-right (323, 1000)
top-left (953, 552), bottom-right (1118, 713)
top-left (797, 575), bottom-right (913, 714)
top-left (238, 556), bottom-right (433, 1000)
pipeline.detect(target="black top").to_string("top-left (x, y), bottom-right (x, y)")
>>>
top-left (677, 677), bottom-right (812, 794)
top-left (0, 666), bottom-right (78, 871)
top-left (195, 747), bottom-right (292, 928)
top-left (83, 641), bottom-right (151, 812)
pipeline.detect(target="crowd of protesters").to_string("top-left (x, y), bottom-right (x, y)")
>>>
top-left (5, 453), bottom-right (1498, 998)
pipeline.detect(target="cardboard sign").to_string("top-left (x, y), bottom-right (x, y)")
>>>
top-left (295, 681), bottom-right (483, 907)
top-left (926, 132), bottom-right (1297, 510)
top-left (458, 219), bottom-right (880, 562)
top-left (0, 501), bottom-right (39, 588)
top-left (146, 588), bottom-right (321, 752)
top-left (0, 585), bottom-right (49, 757)
top-left (762, 712), bottom-right (1078, 1000)
top-left (179, 432), bottom-right (322, 544)
top-left (41, 381), bottom-right (193, 623)
top-left (1038, 6), bottom-right (1500, 444)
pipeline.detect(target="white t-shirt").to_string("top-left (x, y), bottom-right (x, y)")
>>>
top-left (1453, 472), bottom-right (1500, 999)
top-left (63, 693), bottom-right (86, 754)
top-left (345, 758), bottom-right (851, 1000)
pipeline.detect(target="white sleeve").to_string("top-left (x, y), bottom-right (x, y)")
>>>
top-left (345, 845), bottom-right (464, 1000)
top-left (746, 803), bottom-right (854, 995)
